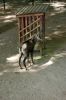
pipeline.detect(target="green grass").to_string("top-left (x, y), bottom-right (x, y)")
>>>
top-left (35, 36), bottom-right (66, 63)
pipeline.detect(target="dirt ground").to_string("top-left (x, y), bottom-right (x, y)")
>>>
top-left (0, 2), bottom-right (66, 100)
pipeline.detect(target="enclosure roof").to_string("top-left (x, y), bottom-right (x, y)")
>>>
top-left (16, 4), bottom-right (48, 15)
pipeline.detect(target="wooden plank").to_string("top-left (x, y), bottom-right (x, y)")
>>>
top-left (30, 16), bottom-right (33, 37)
top-left (21, 17), bottom-right (24, 43)
top-left (19, 18), bottom-right (40, 33)
top-left (29, 16), bottom-right (32, 38)
top-left (25, 16), bottom-right (28, 41)
top-left (20, 25), bottom-right (40, 39)
top-left (40, 13), bottom-right (45, 55)
top-left (36, 16), bottom-right (39, 33)
top-left (17, 17), bottom-right (21, 48)
top-left (23, 17), bottom-right (26, 33)
top-left (19, 17), bottom-right (23, 46)
top-left (32, 16), bottom-right (35, 34)
top-left (42, 13), bottom-right (45, 44)
top-left (16, 13), bottom-right (44, 18)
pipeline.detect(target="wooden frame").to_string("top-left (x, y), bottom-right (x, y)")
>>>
top-left (17, 13), bottom-right (45, 55)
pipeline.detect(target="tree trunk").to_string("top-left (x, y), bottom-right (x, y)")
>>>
top-left (3, 0), bottom-right (5, 11)
top-left (31, 0), bottom-right (35, 5)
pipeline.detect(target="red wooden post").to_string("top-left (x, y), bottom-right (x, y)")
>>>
top-left (42, 13), bottom-right (45, 49)
top-left (40, 13), bottom-right (45, 55)
top-left (19, 17), bottom-right (22, 47)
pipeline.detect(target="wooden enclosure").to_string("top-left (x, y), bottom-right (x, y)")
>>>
top-left (16, 4), bottom-right (48, 55)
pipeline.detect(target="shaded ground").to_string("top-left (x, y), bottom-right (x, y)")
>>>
top-left (0, 2), bottom-right (66, 100)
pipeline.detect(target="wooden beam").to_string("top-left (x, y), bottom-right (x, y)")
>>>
top-left (18, 17), bottom-right (23, 47)
top-left (29, 16), bottom-right (32, 38)
top-left (42, 13), bottom-right (45, 49)
top-left (16, 13), bottom-right (44, 18)
top-left (17, 18), bottom-right (21, 48)
top-left (19, 18), bottom-right (40, 33)
top-left (20, 25), bottom-right (40, 39)
top-left (36, 16), bottom-right (39, 33)
top-left (21, 17), bottom-right (24, 43)
top-left (40, 13), bottom-right (45, 55)
top-left (25, 16), bottom-right (28, 41)
top-left (32, 16), bottom-right (35, 34)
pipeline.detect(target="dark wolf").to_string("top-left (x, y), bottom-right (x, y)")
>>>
top-left (19, 33), bottom-right (42, 70)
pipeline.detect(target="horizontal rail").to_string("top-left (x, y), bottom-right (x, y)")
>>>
top-left (16, 13), bottom-right (44, 17)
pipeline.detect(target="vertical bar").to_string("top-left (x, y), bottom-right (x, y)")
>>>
top-left (17, 17), bottom-right (21, 49)
top-left (17, 17), bottom-right (23, 53)
top-left (23, 17), bottom-right (26, 42)
top-left (21, 17), bottom-right (24, 43)
top-left (42, 13), bottom-right (45, 49)
top-left (19, 17), bottom-right (22, 48)
top-left (40, 13), bottom-right (45, 55)
top-left (35, 16), bottom-right (37, 33)
top-left (29, 16), bottom-right (32, 38)
top-left (36, 15), bottom-right (39, 33)
top-left (31, 16), bottom-right (33, 36)
top-left (25, 16), bottom-right (28, 40)
top-left (32, 16), bottom-right (35, 35)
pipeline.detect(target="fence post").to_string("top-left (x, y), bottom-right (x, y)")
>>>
top-left (40, 13), bottom-right (46, 56)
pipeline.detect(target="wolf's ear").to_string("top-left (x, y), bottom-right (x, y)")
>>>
top-left (37, 32), bottom-right (42, 37)
top-left (36, 32), bottom-right (39, 36)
